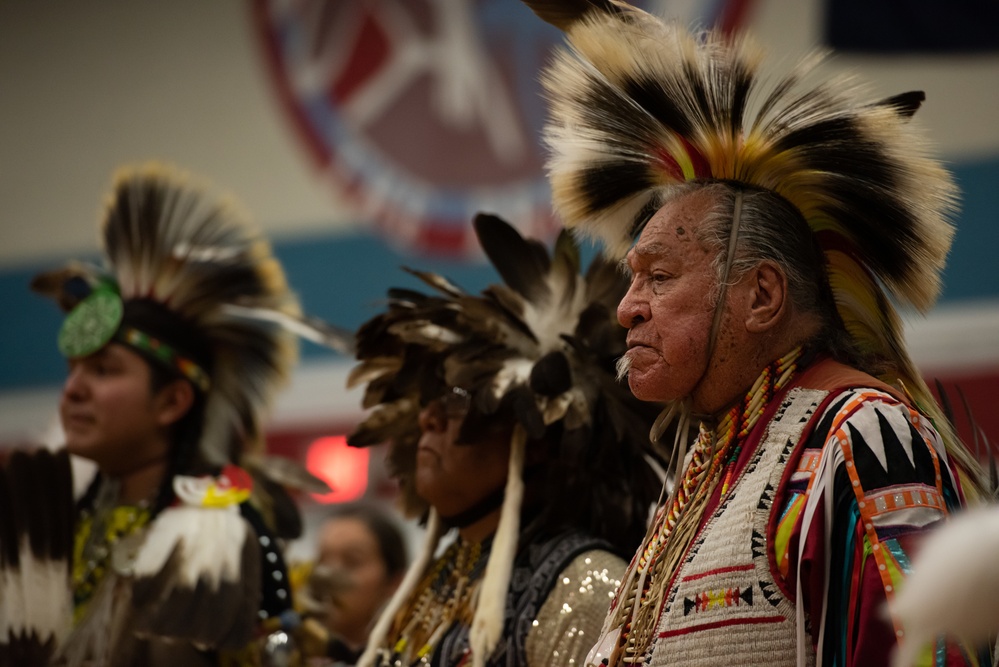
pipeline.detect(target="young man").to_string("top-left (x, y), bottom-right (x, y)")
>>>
top-left (346, 214), bottom-right (663, 667)
top-left (1, 162), bottom-right (318, 666)
top-left (524, 3), bottom-right (988, 666)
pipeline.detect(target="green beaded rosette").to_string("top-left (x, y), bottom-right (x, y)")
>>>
top-left (57, 284), bottom-right (124, 359)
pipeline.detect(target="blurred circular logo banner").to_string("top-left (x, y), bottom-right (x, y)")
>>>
top-left (252, 0), bottom-right (564, 258)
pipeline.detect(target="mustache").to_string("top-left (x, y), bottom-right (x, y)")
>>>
top-left (615, 353), bottom-right (633, 382)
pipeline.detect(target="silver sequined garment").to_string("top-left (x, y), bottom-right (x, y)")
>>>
top-left (526, 549), bottom-right (625, 667)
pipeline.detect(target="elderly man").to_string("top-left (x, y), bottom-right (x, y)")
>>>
top-left (524, 2), bottom-right (987, 666)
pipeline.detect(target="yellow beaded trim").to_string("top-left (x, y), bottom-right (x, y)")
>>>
top-left (72, 504), bottom-right (150, 623)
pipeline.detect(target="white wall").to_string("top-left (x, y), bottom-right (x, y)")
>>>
top-left (0, 0), bottom-right (355, 266)
top-left (2, 1), bottom-right (998, 268)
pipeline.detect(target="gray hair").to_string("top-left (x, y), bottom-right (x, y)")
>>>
top-left (654, 181), bottom-right (860, 364)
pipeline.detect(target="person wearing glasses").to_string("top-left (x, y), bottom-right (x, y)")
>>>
top-left (346, 213), bottom-right (663, 667)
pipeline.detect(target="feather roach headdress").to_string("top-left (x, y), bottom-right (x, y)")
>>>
top-left (350, 213), bottom-right (662, 667)
top-left (31, 162), bottom-right (316, 467)
top-left (524, 0), bottom-right (983, 489)
top-left (23, 163), bottom-right (345, 662)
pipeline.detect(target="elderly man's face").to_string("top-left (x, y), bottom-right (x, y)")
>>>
top-left (617, 190), bottom-right (720, 403)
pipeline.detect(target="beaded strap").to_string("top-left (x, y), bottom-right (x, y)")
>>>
top-left (385, 538), bottom-right (490, 666)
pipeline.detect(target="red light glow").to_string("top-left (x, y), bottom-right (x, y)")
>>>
top-left (305, 435), bottom-right (369, 503)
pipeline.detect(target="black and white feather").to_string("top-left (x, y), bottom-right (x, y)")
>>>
top-left (0, 449), bottom-right (74, 666)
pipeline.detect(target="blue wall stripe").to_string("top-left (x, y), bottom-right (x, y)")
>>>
top-left (0, 232), bottom-right (506, 391)
top-left (2, 156), bottom-right (997, 391)
top-left (944, 156), bottom-right (999, 300)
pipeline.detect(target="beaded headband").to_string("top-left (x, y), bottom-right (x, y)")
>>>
top-left (57, 284), bottom-right (212, 392)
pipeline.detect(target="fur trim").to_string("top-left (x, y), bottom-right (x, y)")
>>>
top-left (891, 507), bottom-right (999, 667)
top-left (469, 427), bottom-right (527, 667)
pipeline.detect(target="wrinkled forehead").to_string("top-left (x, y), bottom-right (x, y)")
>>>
top-left (626, 194), bottom-right (715, 265)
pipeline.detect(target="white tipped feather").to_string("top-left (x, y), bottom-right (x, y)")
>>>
top-left (891, 507), bottom-right (999, 667)
top-left (470, 426), bottom-right (527, 667)
top-left (19, 539), bottom-right (72, 647)
top-left (0, 542), bottom-right (68, 651)
top-left (132, 504), bottom-right (248, 589)
top-left (358, 510), bottom-right (444, 667)
top-left (389, 320), bottom-right (464, 347)
top-left (221, 304), bottom-right (355, 355)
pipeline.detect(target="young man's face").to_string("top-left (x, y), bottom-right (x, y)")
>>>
top-left (59, 342), bottom-right (174, 474)
top-left (617, 189), bottom-right (721, 404)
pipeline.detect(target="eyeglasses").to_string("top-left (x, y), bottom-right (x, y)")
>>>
top-left (420, 387), bottom-right (472, 431)
top-left (439, 386), bottom-right (471, 419)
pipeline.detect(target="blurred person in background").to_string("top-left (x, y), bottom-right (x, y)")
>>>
top-left (297, 503), bottom-right (408, 665)
top-left (345, 214), bottom-right (664, 667)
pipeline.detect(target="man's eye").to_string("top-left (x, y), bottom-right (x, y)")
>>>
top-left (96, 361), bottom-right (120, 376)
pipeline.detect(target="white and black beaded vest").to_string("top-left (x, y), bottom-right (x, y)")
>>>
top-left (644, 387), bottom-right (828, 667)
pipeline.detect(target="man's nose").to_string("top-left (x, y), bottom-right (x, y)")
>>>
top-left (617, 282), bottom-right (649, 329)
top-left (418, 403), bottom-right (448, 433)
top-left (62, 364), bottom-right (88, 400)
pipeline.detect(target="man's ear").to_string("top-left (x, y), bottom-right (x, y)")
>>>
top-left (154, 378), bottom-right (196, 428)
top-left (745, 261), bottom-right (788, 333)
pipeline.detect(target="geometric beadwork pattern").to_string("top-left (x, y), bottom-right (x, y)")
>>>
top-left (683, 587), bottom-right (753, 615)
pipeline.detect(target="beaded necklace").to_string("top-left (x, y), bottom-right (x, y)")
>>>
top-left (381, 537), bottom-right (490, 667)
top-left (609, 346), bottom-right (803, 666)
top-left (72, 501), bottom-right (150, 622)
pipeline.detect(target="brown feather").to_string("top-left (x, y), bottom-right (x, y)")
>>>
top-left (520, 0), bottom-right (622, 30)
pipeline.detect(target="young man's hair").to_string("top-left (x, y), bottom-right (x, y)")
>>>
top-left (147, 361), bottom-right (209, 514)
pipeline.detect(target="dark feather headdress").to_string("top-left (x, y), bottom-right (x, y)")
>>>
top-left (32, 162), bottom-right (309, 466)
top-left (350, 213), bottom-right (662, 667)
top-left (348, 212), bottom-right (660, 534)
top-left (524, 0), bottom-right (983, 490)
